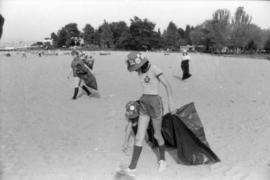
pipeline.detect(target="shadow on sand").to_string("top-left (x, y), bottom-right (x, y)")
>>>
top-left (148, 143), bottom-right (181, 164)
top-left (113, 171), bottom-right (135, 180)
top-left (173, 75), bottom-right (182, 81)
top-left (77, 91), bottom-right (101, 99)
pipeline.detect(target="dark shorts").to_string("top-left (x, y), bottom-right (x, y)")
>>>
top-left (139, 94), bottom-right (164, 120)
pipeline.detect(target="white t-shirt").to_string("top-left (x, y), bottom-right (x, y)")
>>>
top-left (138, 65), bottom-right (163, 95)
top-left (180, 53), bottom-right (190, 62)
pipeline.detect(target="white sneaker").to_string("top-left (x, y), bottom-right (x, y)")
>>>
top-left (158, 160), bottom-right (167, 172)
top-left (119, 167), bottom-right (136, 177)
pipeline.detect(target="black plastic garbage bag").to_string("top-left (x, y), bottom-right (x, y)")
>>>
top-left (147, 102), bottom-right (220, 165)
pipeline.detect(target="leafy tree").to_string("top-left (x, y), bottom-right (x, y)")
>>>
top-left (117, 31), bottom-right (132, 49)
top-left (0, 14), bottom-right (4, 39)
top-left (109, 21), bottom-right (129, 48)
top-left (264, 37), bottom-right (270, 51)
top-left (93, 30), bottom-right (100, 46)
top-left (263, 30), bottom-right (270, 51)
top-left (99, 20), bottom-right (113, 48)
top-left (47, 7), bottom-right (268, 53)
top-left (184, 25), bottom-right (192, 45)
top-left (190, 25), bottom-right (205, 45)
top-left (178, 27), bottom-right (185, 38)
top-left (177, 27), bottom-right (186, 46)
top-left (164, 21), bottom-right (180, 50)
top-left (82, 24), bottom-right (95, 45)
top-left (64, 23), bottom-right (80, 46)
top-left (152, 28), bottom-right (164, 49)
top-left (191, 9), bottom-right (239, 52)
top-left (65, 23), bottom-right (80, 38)
top-left (232, 7), bottom-right (252, 25)
top-left (246, 40), bottom-right (256, 51)
top-left (210, 9), bottom-right (231, 50)
top-left (50, 32), bottom-right (58, 47)
top-left (129, 16), bottom-right (156, 50)
top-left (149, 30), bottom-right (163, 50)
top-left (245, 24), bottom-right (263, 50)
top-left (230, 7), bottom-right (252, 50)
top-left (52, 23), bottom-right (81, 48)
top-left (56, 27), bottom-right (68, 48)
top-left (190, 20), bottom-right (215, 52)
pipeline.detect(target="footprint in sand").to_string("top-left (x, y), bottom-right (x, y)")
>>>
top-left (223, 166), bottom-right (249, 180)
top-left (105, 109), bottom-right (118, 119)
top-left (113, 172), bottom-right (135, 180)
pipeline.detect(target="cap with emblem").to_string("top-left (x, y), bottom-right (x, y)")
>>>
top-left (126, 52), bottom-right (148, 72)
top-left (125, 101), bottom-right (140, 119)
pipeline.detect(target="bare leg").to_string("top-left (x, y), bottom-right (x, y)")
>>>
top-left (152, 117), bottom-right (164, 146)
top-left (135, 114), bottom-right (150, 146)
top-left (128, 114), bottom-right (150, 169)
top-left (152, 117), bottom-right (166, 161)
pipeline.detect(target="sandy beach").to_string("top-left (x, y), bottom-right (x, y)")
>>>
top-left (1, 51), bottom-right (270, 180)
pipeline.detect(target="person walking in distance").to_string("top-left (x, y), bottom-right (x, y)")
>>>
top-left (180, 49), bottom-right (192, 80)
top-left (68, 50), bottom-right (94, 100)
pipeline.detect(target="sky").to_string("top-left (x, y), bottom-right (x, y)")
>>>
top-left (0, 0), bottom-right (270, 45)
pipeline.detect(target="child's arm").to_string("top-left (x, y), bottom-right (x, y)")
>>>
top-left (82, 58), bottom-right (94, 73)
top-left (122, 120), bottom-right (133, 152)
top-left (67, 68), bottom-right (73, 79)
top-left (159, 74), bottom-right (175, 113)
top-left (85, 64), bottom-right (93, 73)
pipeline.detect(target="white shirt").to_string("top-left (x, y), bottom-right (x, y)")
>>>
top-left (138, 65), bottom-right (163, 95)
top-left (180, 53), bottom-right (190, 62)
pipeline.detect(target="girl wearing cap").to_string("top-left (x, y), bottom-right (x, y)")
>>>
top-left (180, 49), bottom-right (192, 80)
top-left (123, 101), bottom-right (157, 154)
top-left (68, 50), bottom-right (93, 100)
top-left (123, 52), bottom-right (174, 176)
top-left (122, 101), bottom-right (140, 153)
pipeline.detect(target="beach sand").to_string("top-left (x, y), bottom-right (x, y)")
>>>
top-left (1, 51), bottom-right (270, 180)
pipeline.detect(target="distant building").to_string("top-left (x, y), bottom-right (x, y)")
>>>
top-left (43, 38), bottom-right (53, 46)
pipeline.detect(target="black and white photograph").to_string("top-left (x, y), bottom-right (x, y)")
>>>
top-left (0, 0), bottom-right (270, 179)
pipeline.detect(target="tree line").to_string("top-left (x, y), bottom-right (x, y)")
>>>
top-left (50, 7), bottom-right (270, 53)
top-left (50, 16), bottom-right (194, 51)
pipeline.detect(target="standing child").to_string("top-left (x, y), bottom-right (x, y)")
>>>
top-left (0, 14), bottom-right (4, 39)
top-left (180, 49), bottom-right (192, 80)
top-left (122, 52), bottom-right (174, 176)
top-left (123, 101), bottom-right (221, 168)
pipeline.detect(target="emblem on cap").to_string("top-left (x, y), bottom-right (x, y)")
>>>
top-left (129, 105), bottom-right (135, 110)
top-left (135, 58), bottom-right (141, 64)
